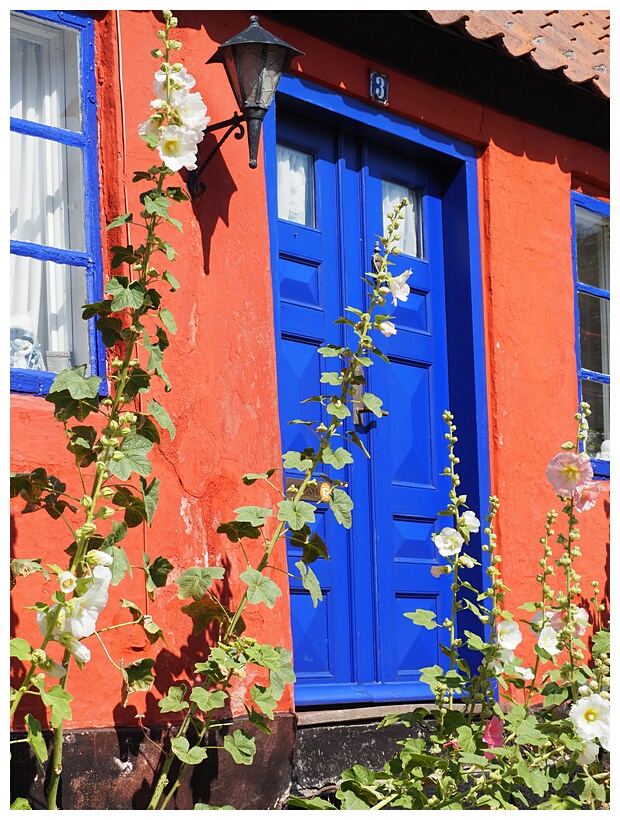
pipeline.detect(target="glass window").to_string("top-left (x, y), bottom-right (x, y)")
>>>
top-left (10, 11), bottom-right (102, 393)
top-left (573, 198), bottom-right (610, 472)
top-left (276, 144), bottom-right (315, 227)
top-left (382, 180), bottom-right (423, 258)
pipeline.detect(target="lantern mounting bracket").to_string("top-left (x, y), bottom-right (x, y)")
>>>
top-left (187, 113), bottom-right (246, 199)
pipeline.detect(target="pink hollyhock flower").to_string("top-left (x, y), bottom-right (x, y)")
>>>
top-left (482, 716), bottom-right (504, 760)
top-left (574, 481), bottom-right (601, 512)
top-left (443, 739), bottom-right (459, 750)
top-left (546, 452), bottom-right (593, 496)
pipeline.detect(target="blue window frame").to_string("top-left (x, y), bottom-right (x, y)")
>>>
top-left (571, 192), bottom-right (610, 479)
top-left (10, 10), bottom-right (104, 396)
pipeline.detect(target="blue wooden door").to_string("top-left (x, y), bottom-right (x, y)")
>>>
top-left (273, 109), bottom-right (452, 705)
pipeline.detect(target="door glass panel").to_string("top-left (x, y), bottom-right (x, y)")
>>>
top-left (382, 180), bottom-right (423, 258)
top-left (575, 206), bottom-right (610, 290)
top-left (276, 144), bottom-right (315, 226)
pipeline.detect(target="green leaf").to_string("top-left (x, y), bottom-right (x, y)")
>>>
top-left (592, 628), bottom-right (610, 657)
top-left (105, 277), bottom-right (145, 310)
top-left (112, 487), bottom-right (147, 529)
top-left (40, 685), bottom-right (72, 729)
top-left (251, 684), bottom-right (278, 719)
top-left (122, 367), bottom-right (152, 401)
top-left (148, 399), bottom-right (176, 440)
top-left (141, 476), bottom-right (161, 526)
top-left (240, 568), bottom-right (283, 609)
top-left (282, 451), bottom-right (313, 472)
top-left (234, 506), bottom-right (272, 527)
top-left (25, 714), bottom-right (48, 767)
top-left (175, 566), bottom-right (226, 601)
top-left (329, 488), bottom-right (354, 529)
top-left (223, 730), bottom-right (256, 765)
top-left (171, 736), bottom-right (208, 765)
top-left (45, 389), bottom-right (99, 422)
top-left (464, 630), bottom-right (487, 651)
top-left (143, 194), bottom-right (170, 218)
top-left (10, 638), bottom-right (32, 661)
top-left (190, 687), bottom-right (228, 713)
top-left (322, 447), bottom-right (354, 470)
top-left (514, 716), bottom-right (548, 747)
top-left (10, 798), bottom-right (32, 810)
top-left (194, 804), bottom-right (236, 810)
top-left (317, 345), bottom-right (345, 358)
top-left (109, 433), bottom-right (153, 481)
top-left (181, 598), bottom-right (229, 635)
top-left (326, 401), bottom-right (351, 419)
top-left (145, 554), bottom-right (174, 594)
top-left (162, 270), bottom-right (180, 291)
top-left (320, 371), bottom-right (343, 385)
top-left (241, 468), bottom-right (276, 485)
top-left (269, 647), bottom-right (296, 700)
top-left (287, 796), bottom-right (337, 810)
top-left (11, 557), bottom-right (49, 582)
top-left (345, 430), bottom-right (370, 458)
top-left (107, 212), bottom-right (133, 230)
top-left (419, 664), bottom-right (444, 694)
top-left (158, 685), bottom-right (189, 713)
top-left (159, 306), bottom-right (177, 334)
top-left (404, 609), bottom-right (438, 630)
top-left (121, 658), bottom-right (155, 707)
top-left (295, 561), bottom-right (323, 606)
top-left (48, 365), bottom-right (101, 400)
top-left (110, 245), bottom-right (138, 267)
top-left (361, 392), bottom-right (384, 418)
top-left (216, 520), bottom-right (262, 542)
top-left (277, 499), bottom-right (316, 530)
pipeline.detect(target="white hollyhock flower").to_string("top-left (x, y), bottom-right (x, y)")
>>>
top-left (538, 625), bottom-right (560, 655)
top-left (387, 270), bottom-right (412, 305)
top-left (39, 657), bottom-right (67, 679)
top-left (177, 91), bottom-right (210, 141)
top-left (379, 321), bottom-right (397, 337)
top-left (157, 125), bottom-right (199, 172)
top-left (461, 510), bottom-right (480, 534)
top-left (154, 65), bottom-right (196, 105)
top-left (514, 665), bottom-right (535, 681)
top-left (433, 527), bottom-right (464, 557)
top-left (430, 564), bottom-right (451, 577)
top-left (138, 115), bottom-right (161, 140)
top-left (65, 565), bottom-right (111, 639)
top-left (490, 647), bottom-right (515, 674)
top-left (58, 633), bottom-right (91, 665)
top-left (570, 694), bottom-right (610, 750)
top-left (577, 740), bottom-right (599, 766)
top-left (58, 571), bottom-right (77, 594)
top-left (86, 549), bottom-right (114, 567)
top-left (459, 553), bottom-right (475, 569)
top-left (497, 620), bottom-right (523, 650)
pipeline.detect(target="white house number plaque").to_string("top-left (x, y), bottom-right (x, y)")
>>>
top-left (370, 71), bottom-right (389, 105)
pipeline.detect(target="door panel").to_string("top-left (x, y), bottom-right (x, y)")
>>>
top-left (274, 109), bottom-right (452, 704)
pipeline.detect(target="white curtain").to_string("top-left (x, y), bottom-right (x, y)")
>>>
top-left (10, 15), bottom-right (87, 373)
top-left (277, 144), bottom-right (313, 226)
top-left (382, 180), bottom-right (422, 258)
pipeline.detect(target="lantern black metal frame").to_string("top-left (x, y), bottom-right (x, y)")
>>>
top-left (187, 16), bottom-right (303, 199)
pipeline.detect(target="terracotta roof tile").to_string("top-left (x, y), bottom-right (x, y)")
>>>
top-left (422, 10), bottom-right (610, 99)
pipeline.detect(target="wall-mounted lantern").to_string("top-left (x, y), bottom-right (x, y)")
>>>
top-left (187, 15), bottom-right (303, 197)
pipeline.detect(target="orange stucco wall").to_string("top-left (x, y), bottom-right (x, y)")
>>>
top-left (10, 10), bottom-right (609, 730)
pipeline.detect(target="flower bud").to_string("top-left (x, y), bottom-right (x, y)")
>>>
top-left (95, 506), bottom-right (115, 520)
top-left (81, 495), bottom-right (93, 509)
top-left (86, 549), bottom-right (114, 568)
top-left (32, 648), bottom-right (47, 665)
top-left (112, 451), bottom-right (125, 461)
top-left (100, 486), bottom-right (115, 500)
top-left (58, 571), bottom-right (77, 594)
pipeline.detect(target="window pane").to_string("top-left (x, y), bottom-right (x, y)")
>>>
top-left (382, 180), bottom-right (423, 258)
top-left (10, 255), bottom-right (89, 374)
top-left (10, 131), bottom-right (86, 252)
top-left (581, 379), bottom-right (610, 460)
top-left (578, 292), bottom-right (610, 375)
top-left (276, 144), bottom-right (315, 226)
top-left (575, 206), bottom-right (609, 291)
top-left (10, 12), bottom-right (81, 132)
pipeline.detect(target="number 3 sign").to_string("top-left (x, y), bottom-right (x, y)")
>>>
top-left (370, 71), bottom-right (389, 105)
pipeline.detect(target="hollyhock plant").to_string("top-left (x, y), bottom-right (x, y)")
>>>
top-left (546, 451), bottom-right (593, 496)
top-left (482, 716), bottom-right (504, 760)
top-left (433, 526), bottom-right (464, 557)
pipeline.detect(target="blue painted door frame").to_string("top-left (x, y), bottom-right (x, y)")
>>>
top-left (264, 75), bottom-right (491, 706)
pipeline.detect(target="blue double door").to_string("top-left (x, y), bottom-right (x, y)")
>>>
top-left (272, 108), bottom-right (453, 705)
